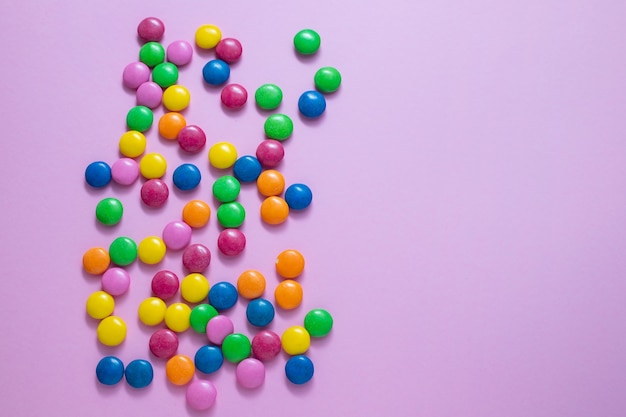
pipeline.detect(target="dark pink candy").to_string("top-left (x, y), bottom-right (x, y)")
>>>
top-left (217, 229), bottom-right (246, 256)
top-left (221, 84), bottom-right (248, 110)
top-left (141, 179), bottom-right (169, 207)
top-left (137, 17), bottom-right (165, 42)
top-left (149, 329), bottom-right (179, 359)
top-left (182, 243), bottom-right (211, 273)
top-left (178, 125), bottom-right (206, 153)
top-left (256, 140), bottom-right (285, 168)
top-left (152, 270), bottom-right (179, 300)
top-left (215, 38), bottom-right (243, 63)
top-left (251, 330), bottom-right (282, 361)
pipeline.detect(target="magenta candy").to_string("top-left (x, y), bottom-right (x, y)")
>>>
top-left (206, 315), bottom-right (234, 345)
top-left (256, 139), bottom-right (285, 168)
top-left (137, 17), bottom-right (165, 42)
top-left (177, 125), bottom-right (206, 153)
top-left (141, 179), bottom-right (169, 208)
top-left (166, 40), bottom-right (193, 66)
top-left (182, 243), bottom-right (211, 273)
top-left (236, 358), bottom-right (265, 389)
top-left (186, 379), bottom-right (217, 410)
top-left (215, 38), bottom-right (243, 63)
top-left (251, 330), bottom-right (282, 361)
top-left (136, 81), bottom-right (163, 109)
top-left (152, 270), bottom-right (179, 300)
top-left (149, 328), bottom-right (179, 359)
top-left (221, 84), bottom-right (248, 109)
top-left (111, 158), bottom-right (139, 185)
top-left (123, 62), bottom-right (151, 89)
top-left (162, 220), bottom-right (192, 250)
top-left (101, 267), bottom-right (131, 296)
top-left (217, 229), bottom-right (246, 256)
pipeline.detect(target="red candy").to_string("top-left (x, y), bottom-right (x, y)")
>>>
top-left (149, 329), bottom-right (179, 359)
top-left (137, 17), bottom-right (165, 42)
top-left (152, 270), bottom-right (180, 300)
top-left (217, 229), bottom-right (246, 256)
top-left (141, 179), bottom-right (169, 207)
top-left (251, 330), bottom-right (282, 361)
top-left (256, 140), bottom-right (284, 168)
top-left (215, 38), bottom-right (243, 63)
top-left (221, 84), bottom-right (248, 109)
top-left (177, 125), bottom-right (206, 153)
top-left (182, 243), bottom-right (211, 273)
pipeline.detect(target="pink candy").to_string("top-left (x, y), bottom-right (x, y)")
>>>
top-left (217, 229), bottom-right (246, 256)
top-left (177, 125), bottom-right (206, 153)
top-left (162, 221), bottom-right (192, 250)
top-left (256, 139), bottom-right (285, 168)
top-left (141, 179), bottom-right (169, 208)
top-left (182, 243), bottom-right (211, 273)
top-left (221, 83), bottom-right (248, 109)
top-left (151, 270), bottom-right (179, 300)
top-left (215, 38), bottom-right (243, 63)
top-left (111, 158), bottom-right (139, 185)
top-left (149, 329), bottom-right (179, 359)
top-left (236, 358), bottom-right (265, 389)
top-left (251, 330), bottom-right (282, 361)
top-left (206, 315), bottom-right (234, 345)
top-left (101, 267), bottom-right (131, 296)
top-left (122, 62), bottom-right (150, 89)
top-left (186, 379), bottom-right (217, 410)
top-left (136, 81), bottom-right (163, 108)
top-left (137, 17), bottom-right (165, 42)
top-left (166, 40), bottom-right (193, 66)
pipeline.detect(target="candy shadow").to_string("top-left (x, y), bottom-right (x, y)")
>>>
top-left (95, 377), bottom-right (124, 396)
top-left (286, 207), bottom-right (313, 222)
top-left (177, 146), bottom-right (206, 161)
top-left (220, 102), bottom-right (249, 118)
top-left (172, 184), bottom-right (203, 202)
top-left (83, 182), bottom-right (109, 197)
top-left (124, 380), bottom-right (154, 397)
top-left (185, 401), bottom-right (218, 416)
top-left (298, 111), bottom-right (327, 127)
top-left (235, 381), bottom-right (266, 398)
top-left (293, 49), bottom-right (321, 65)
top-left (285, 375), bottom-right (315, 396)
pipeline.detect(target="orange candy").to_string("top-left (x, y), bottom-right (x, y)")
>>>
top-left (182, 199), bottom-right (211, 228)
top-left (260, 196), bottom-right (289, 225)
top-left (158, 112), bottom-right (186, 140)
top-left (274, 279), bottom-right (303, 310)
top-left (275, 249), bottom-right (305, 279)
top-left (257, 169), bottom-right (285, 197)
top-left (82, 247), bottom-right (110, 275)
top-left (237, 270), bottom-right (266, 299)
top-left (165, 354), bottom-right (195, 385)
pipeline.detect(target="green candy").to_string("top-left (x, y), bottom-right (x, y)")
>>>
top-left (139, 41), bottom-right (165, 67)
top-left (190, 304), bottom-right (219, 333)
top-left (221, 333), bottom-right (251, 363)
top-left (255, 84), bottom-right (283, 110)
top-left (293, 29), bottom-right (320, 55)
top-left (264, 114), bottom-right (293, 141)
top-left (126, 105), bottom-right (153, 132)
top-left (151, 62), bottom-right (178, 88)
top-left (109, 236), bottom-right (137, 266)
top-left (95, 197), bottom-right (123, 226)
top-left (212, 175), bottom-right (241, 203)
top-left (304, 309), bottom-right (334, 337)
top-left (314, 67), bottom-right (342, 93)
top-left (217, 202), bottom-right (246, 228)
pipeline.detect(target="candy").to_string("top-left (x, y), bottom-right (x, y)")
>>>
top-left (138, 297), bottom-right (167, 326)
top-left (162, 220), bottom-right (192, 250)
top-left (208, 281), bottom-right (238, 311)
top-left (85, 161), bottom-right (111, 188)
top-left (166, 40), bottom-right (193, 66)
top-left (304, 309), bottom-right (333, 337)
top-left (256, 139), bottom-right (285, 168)
top-left (137, 236), bottom-right (167, 264)
top-left (189, 304), bottom-right (218, 333)
top-left (86, 291), bottom-right (115, 319)
top-left (82, 247), bottom-right (110, 275)
top-left (122, 62), bottom-right (150, 89)
top-left (260, 196), bottom-right (289, 225)
top-left (208, 141), bottom-right (237, 169)
top-left (97, 316), bottom-right (127, 346)
top-left (275, 249), bottom-right (305, 279)
top-left (126, 105), bottom-right (153, 132)
top-left (186, 379), bottom-right (217, 410)
top-left (172, 163), bottom-right (201, 191)
top-left (285, 355), bottom-right (314, 384)
top-left (285, 183), bottom-right (313, 210)
top-left (281, 325), bottom-right (311, 355)
top-left (181, 273), bottom-right (210, 303)
top-left (149, 329), bottom-right (179, 359)
top-left (166, 354), bottom-right (195, 385)
top-left (158, 112), bottom-right (186, 140)
top-left (152, 62), bottom-right (178, 88)
top-left (212, 175), bottom-right (240, 202)
top-left (233, 155), bottom-right (262, 182)
top-left (139, 41), bottom-right (165, 67)
top-left (264, 114), bottom-right (293, 141)
top-left (215, 38), bottom-right (242, 63)
top-left (101, 267), bottom-right (130, 296)
top-left (217, 229), bottom-right (246, 256)
top-left (202, 59), bottom-right (230, 85)
top-left (246, 298), bottom-right (275, 327)
top-left (314, 66), bottom-right (342, 93)
top-left (182, 243), bottom-right (211, 273)
top-left (137, 17), bottom-right (165, 42)
top-left (118, 130), bottom-right (146, 157)
top-left (162, 85), bottom-right (190, 112)
top-left (96, 356), bottom-right (125, 385)
top-left (164, 303), bottom-right (192, 332)
top-left (237, 270), bottom-right (266, 299)
top-left (195, 24), bottom-right (222, 49)
top-left (109, 236), bottom-right (137, 266)
top-left (141, 179), bottom-right (169, 207)
top-left (257, 169), bottom-right (285, 197)
top-left (125, 359), bottom-right (153, 389)
top-left (298, 90), bottom-right (326, 118)
top-left (293, 29), bottom-right (321, 55)
top-left (221, 83), bottom-right (247, 109)
top-left (111, 158), bottom-right (139, 185)
top-left (95, 197), bottom-right (123, 226)
top-left (251, 330), bottom-right (282, 361)
top-left (182, 199), bottom-right (211, 228)
top-left (216, 202), bottom-right (246, 228)
top-left (178, 125), bottom-right (206, 153)
top-left (206, 315), bottom-right (234, 345)
top-left (236, 358), bottom-right (265, 389)
top-left (274, 279), bottom-right (303, 310)
top-left (139, 152), bottom-right (167, 179)
top-left (151, 270), bottom-right (179, 300)
top-left (136, 81), bottom-right (162, 108)
top-left (222, 333), bottom-right (251, 363)
top-left (254, 84), bottom-right (282, 110)
top-left (194, 345), bottom-right (223, 374)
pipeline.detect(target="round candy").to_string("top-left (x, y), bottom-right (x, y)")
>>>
top-left (304, 309), bottom-right (333, 337)
top-left (125, 359), bottom-right (153, 389)
top-left (178, 125), bottom-right (206, 153)
top-left (167, 40), bottom-right (193, 66)
top-left (182, 243), bottom-right (211, 273)
top-left (208, 281), bottom-right (238, 311)
top-left (97, 316), bottom-right (127, 346)
top-left (260, 196), bottom-right (289, 225)
top-left (237, 270), bottom-right (266, 299)
top-left (137, 17), bottom-right (165, 42)
top-left (264, 114), bottom-right (293, 141)
top-left (212, 175), bottom-right (240, 202)
top-left (166, 354), bottom-right (195, 385)
top-left (182, 199), bottom-right (211, 228)
top-left (162, 85), bottom-right (190, 112)
top-left (195, 24), bottom-right (222, 49)
top-left (119, 130), bottom-right (146, 157)
top-left (285, 183), bottom-right (313, 210)
top-left (285, 355), bottom-right (314, 384)
top-left (202, 59), bottom-right (230, 85)
top-left (190, 304), bottom-right (218, 333)
top-left (96, 356), bottom-right (124, 385)
top-left (173, 163), bottom-right (201, 191)
top-left (208, 141), bottom-right (237, 169)
top-left (149, 329), bottom-right (179, 359)
top-left (298, 90), bottom-right (326, 118)
top-left (139, 152), bottom-right (167, 179)
top-left (101, 267), bottom-right (130, 296)
top-left (95, 197), bottom-right (123, 226)
top-left (109, 236), bottom-right (137, 266)
top-left (164, 303), bottom-right (192, 332)
top-left (82, 247), bottom-right (110, 275)
top-left (216, 202), bottom-right (245, 228)
top-left (215, 38), bottom-right (242, 63)
top-left (256, 140), bottom-right (285, 168)
top-left (255, 84), bottom-right (282, 110)
top-left (246, 298), bottom-right (275, 327)
top-left (181, 273), bottom-right (210, 303)
top-left (221, 83), bottom-right (247, 109)
top-left (126, 105), bottom-right (153, 132)
top-left (152, 62), bottom-right (178, 88)
top-left (186, 379), bottom-right (217, 411)
top-left (138, 236), bottom-right (166, 264)
top-left (222, 333), bottom-right (251, 363)
top-left (275, 249), bottom-right (305, 279)
top-left (139, 41), bottom-right (165, 67)
top-left (86, 291), bottom-right (115, 319)
top-left (138, 297), bottom-right (167, 326)
top-left (162, 220), bottom-right (192, 250)
top-left (194, 345), bottom-right (223, 374)
top-left (293, 29), bottom-right (321, 55)
top-left (158, 112), bottom-right (186, 140)
top-left (136, 81), bottom-right (162, 108)
top-left (206, 315), bottom-right (234, 345)
top-left (236, 358), bottom-right (265, 389)
top-left (257, 169), bottom-right (285, 197)
top-left (281, 325), bottom-right (311, 355)
top-left (152, 270), bottom-right (179, 300)
top-left (111, 158), bottom-right (139, 185)
top-left (122, 62), bottom-right (150, 89)
top-left (274, 279), bottom-right (303, 310)
top-left (85, 161), bottom-right (111, 188)
top-left (233, 155), bottom-right (262, 182)
top-left (314, 66), bottom-right (342, 93)
top-left (251, 330), bottom-right (282, 361)
top-left (141, 179), bottom-right (169, 207)
top-left (217, 229), bottom-right (246, 256)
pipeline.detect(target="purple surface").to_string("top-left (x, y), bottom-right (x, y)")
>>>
top-left (2, 1), bottom-right (626, 416)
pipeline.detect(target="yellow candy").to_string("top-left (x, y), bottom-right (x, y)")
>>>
top-left (97, 316), bottom-right (127, 346)
top-left (165, 303), bottom-right (192, 332)
top-left (139, 153), bottom-right (167, 179)
top-left (86, 291), bottom-right (114, 319)
top-left (208, 142), bottom-right (237, 169)
top-left (119, 130), bottom-right (147, 158)
top-left (281, 325), bottom-right (311, 355)
top-left (180, 273), bottom-right (210, 303)
top-left (163, 85), bottom-right (191, 112)
top-left (195, 24), bottom-right (222, 49)
top-left (138, 236), bottom-right (166, 264)
top-left (138, 297), bottom-right (167, 326)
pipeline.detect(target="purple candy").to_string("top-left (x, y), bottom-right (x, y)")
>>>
top-left (236, 358), bottom-right (265, 389)
top-left (186, 379), bottom-right (217, 410)
top-left (162, 220), bottom-right (192, 250)
top-left (167, 40), bottom-right (193, 66)
top-left (123, 62), bottom-right (150, 89)
top-left (101, 267), bottom-right (131, 296)
top-left (206, 315), bottom-right (234, 345)
top-left (136, 81), bottom-right (163, 109)
top-left (111, 158), bottom-right (139, 185)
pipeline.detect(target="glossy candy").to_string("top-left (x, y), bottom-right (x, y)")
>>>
top-left (167, 40), bottom-right (193, 66)
top-left (178, 125), bottom-right (206, 153)
top-left (237, 270), bottom-right (266, 299)
top-left (82, 247), bottom-right (110, 275)
top-left (149, 329), bottom-right (179, 359)
top-left (122, 62), bottom-right (150, 89)
top-left (109, 236), bottom-right (137, 266)
top-left (264, 114), bottom-right (293, 140)
top-left (304, 309), bottom-right (333, 337)
top-left (152, 270), bottom-right (179, 300)
top-left (293, 29), bottom-right (321, 55)
top-left (126, 105), bottom-right (153, 132)
top-left (119, 130), bottom-right (146, 157)
top-left (182, 200), bottom-right (211, 228)
top-left (212, 175), bottom-right (240, 202)
top-left (139, 41), bottom-right (165, 67)
top-left (222, 333), bottom-right (251, 363)
top-left (256, 140), bottom-right (284, 168)
top-left (141, 179), bottom-right (169, 207)
top-left (85, 161), bottom-right (111, 188)
top-left (275, 249), bottom-right (305, 279)
top-left (194, 345), bottom-right (223, 374)
top-left (166, 354), bottom-right (195, 385)
top-left (96, 197), bottom-right (123, 226)
top-left (236, 358), bottom-right (265, 389)
top-left (298, 90), bottom-right (326, 118)
top-left (285, 355), bottom-right (314, 384)
top-left (251, 330), bottom-right (282, 361)
top-left (233, 155), bottom-right (262, 182)
top-left (274, 279), bottom-right (303, 310)
top-left (246, 298), bottom-right (275, 327)
top-left (111, 158), bottom-right (139, 185)
top-left (208, 281), bottom-right (238, 311)
top-left (206, 315), bottom-right (234, 345)
top-left (162, 220), bottom-right (192, 250)
top-left (221, 84), bottom-right (247, 109)
top-left (152, 62), bottom-right (178, 88)
top-left (138, 236), bottom-right (167, 264)
top-left (101, 267), bottom-right (131, 296)
top-left (182, 243), bottom-right (211, 273)
top-left (139, 153), bottom-right (167, 179)
top-left (216, 202), bottom-right (245, 228)
top-left (138, 297), bottom-right (167, 326)
top-left (173, 163), bottom-right (201, 191)
top-left (162, 85), bottom-right (190, 112)
top-left (202, 59), bottom-right (230, 85)
top-left (164, 303), bottom-right (192, 332)
top-left (189, 304), bottom-right (218, 333)
top-left (215, 38), bottom-right (242, 63)
top-left (285, 183), bottom-right (313, 210)
top-left (86, 291), bottom-right (115, 319)
top-left (260, 196), bottom-right (289, 225)
top-left (97, 316), bottom-right (127, 346)
top-left (208, 141), bottom-right (237, 169)
top-left (195, 24), bottom-right (222, 49)
top-left (158, 112), bottom-right (186, 140)
top-left (181, 273), bottom-right (210, 303)
top-left (255, 84), bottom-right (282, 110)
top-left (217, 229), bottom-right (246, 256)
top-left (281, 325), bottom-right (311, 355)
top-left (96, 356), bottom-right (125, 385)
top-left (137, 17), bottom-right (165, 42)
top-left (136, 81), bottom-right (162, 108)
top-left (314, 66), bottom-right (342, 93)
top-left (125, 359), bottom-right (153, 388)
top-left (186, 379), bottom-right (217, 411)
top-left (257, 169), bottom-right (285, 197)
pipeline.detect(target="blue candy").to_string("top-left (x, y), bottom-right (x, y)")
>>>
top-left (124, 359), bottom-right (153, 389)
top-left (96, 356), bottom-right (124, 385)
top-left (173, 163), bottom-right (201, 191)
top-left (208, 281), bottom-right (238, 310)
top-left (298, 90), bottom-right (326, 118)
top-left (284, 183), bottom-right (313, 210)
top-left (233, 155), bottom-right (262, 183)
top-left (285, 355), bottom-right (314, 384)
top-left (85, 161), bottom-right (112, 188)
top-left (202, 59), bottom-right (230, 85)
top-left (194, 345), bottom-right (224, 374)
top-left (246, 298), bottom-right (275, 327)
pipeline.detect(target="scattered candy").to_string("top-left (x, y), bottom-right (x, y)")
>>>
top-left (182, 243), bottom-right (211, 273)
top-left (304, 308), bottom-right (333, 337)
top-left (281, 325), bottom-right (311, 355)
top-left (164, 303), bottom-right (192, 332)
top-left (260, 196), bottom-right (289, 225)
top-left (152, 62), bottom-right (178, 88)
top-left (162, 85), bottom-right (190, 112)
top-left (180, 273), bottom-right (210, 303)
top-left (126, 105), bottom-right (154, 132)
top-left (166, 354), bottom-right (195, 385)
top-left (122, 62), bottom-right (150, 89)
top-left (141, 179), bottom-right (169, 207)
top-left (189, 304), bottom-right (218, 333)
top-left (293, 29), bottom-right (321, 55)
top-left (257, 169), bottom-right (285, 197)
top-left (206, 315), bottom-right (234, 345)
top-left (85, 161), bottom-right (111, 188)
top-left (314, 66), bottom-right (342, 93)
top-left (246, 298), bottom-right (275, 327)
top-left (101, 267), bottom-right (131, 296)
top-left (125, 359), bottom-right (154, 389)
top-left (109, 236), bottom-right (137, 266)
top-left (111, 158), bottom-right (139, 185)
top-left (195, 24), bottom-right (222, 49)
top-left (97, 315), bottom-right (127, 346)
top-left (139, 152), bottom-right (167, 179)
top-left (166, 40), bottom-right (193, 66)
top-left (285, 183), bottom-right (313, 210)
top-left (149, 329), bottom-right (179, 359)
top-left (237, 269), bottom-right (266, 299)
top-left (136, 81), bottom-right (163, 108)
top-left (137, 17), bottom-right (165, 42)
top-left (138, 297), bottom-right (167, 326)
top-left (215, 38), bottom-right (243, 63)
top-left (158, 112), bottom-right (186, 140)
top-left (222, 333), bottom-right (251, 363)
top-left (221, 83), bottom-right (247, 109)
top-left (274, 279), bottom-right (303, 310)
top-left (285, 355), bottom-right (314, 384)
top-left (182, 199), bottom-right (211, 228)
top-left (275, 249), bottom-right (305, 279)
top-left (236, 358), bottom-right (265, 389)
top-left (202, 59), bottom-right (230, 85)
top-left (212, 175), bottom-right (241, 202)
top-left (178, 125), bottom-right (206, 153)
top-left (139, 41), bottom-right (165, 67)
top-left (86, 291), bottom-right (115, 319)
top-left (208, 141), bottom-right (238, 169)
top-left (82, 247), bottom-right (110, 275)
top-left (137, 236), bottom-right (167, 264)
top-left (251, 330), bottom-right (282, 361)
top-left (208, 281), bottom-right (238, 311)
top-left (264, 114), bottom-right (293, 141)
top-left (217, 228), bottom-right (246, 256)
top-left (172, 163), bottom-right (201, 191)
top-left (118, 130), bottom-right (147, 157)
top-left (233, 155), bottom-right (262, 182)
top-left (186, 379), bottom-right (217, 410)
top-left (256, 139), bottom-right (285, 168)
top-left (194, 345), bottom-right (224, 374)
top-left (216, 201), bottom-right (246, 228)
top-left (151, 270), bottom-right (179, 300)
top-left (161, 220), bottom-right (192, 250)
top-left (255, 84), bottom-right (283, 110)
top-left (96, 356), bottom-right (125, 385)
top-left (298, 90), bottom-right (326, 118)
top-left (96, 197), bottom-right (123, 226)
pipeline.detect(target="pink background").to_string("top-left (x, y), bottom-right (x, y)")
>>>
top-left (2, 1), bottom-right (626, 416)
